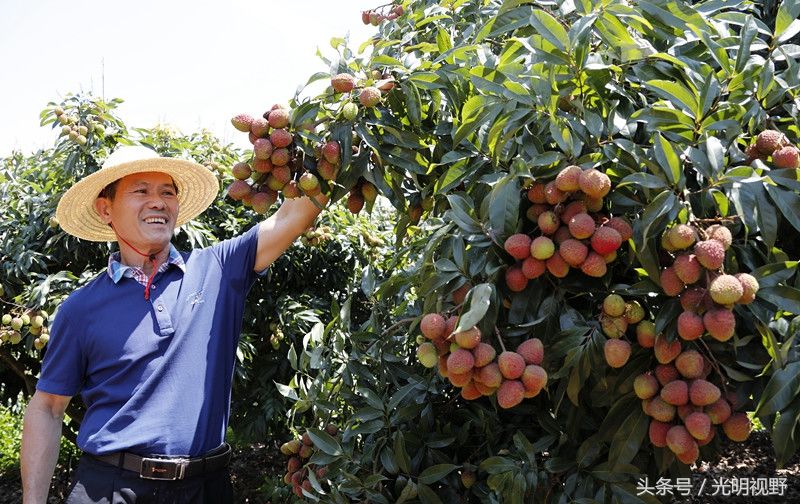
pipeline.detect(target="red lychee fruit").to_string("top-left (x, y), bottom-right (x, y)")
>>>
top-left (558, 239), bottom-right (588, 267)
top-left (654, 335), bottom-right (682, 364)
top-left (504, 233), bottom-right (532, 260)
top-left (521, 365), bottom-right (547, 397)
top-left (521, 257), bottom-right (546, 279)
top-left (461, 381), bottom-right (482, 400)
top-left (347, 191), bottom-right (365, 214)
top-left (454, 326), bottom-right (482, 349)
top-left (606, 217), bottom-right (633, 242)
top-left (649, 420), bottom-right (671, 447)
top-left (685, 412), bottom-right (712, 440)
top-left (526, 204), bottom-right (549, 222)
top-left (361, 182), bottom-right (378, 203)
top-left (703, 308), bottom-right (736, 341)
top-left (538, 211), bottom-right (560, 235)
top-left (723, 412), bottom-right (751, 441)
top-left (506, 266), bottom-right (528, 292)
top-left (705, 224), bottom-right (732, 250)
top-left (677, 311), bottom-right (704, 341)
top-left (517, 338), bottom-right (544, 365)
top-left (568, 213), bottom-right (595, 239)
top-left (420, 313), bottom-right (446, 340)
top-left (227, 180), bottom-right (251, 200)
top-left (694, 239), bottom-right (726, 270)
top-left (322, 141), bottom-right (341, 164)
top-left (472, 342), bottom-right (496, 368)
top-left (270, 129), bottom-right (293, 149)
top-left (527, 183), bottom-right (547, 204)
top-left (689, 379), bottom-right (721, 406)
top-left (555, 165), bottom-right (582, 192)
top-left (267, 108), bottom-right (290, 129)
top-left (705, 398), bottom-right (732, 424)
top-left (359, 87), bottom-right (381, 107)
top-left (544, 181), bottom-right (568, 205)
top-left (655, 364), bottom-right (680, 386)
top-left (666, 425), bottom-right (698, 461)
top-left (660, 379), bottom-right (689, 406)
top-left (709, 274), bottom-right (744, 305)
top-left (559, 200), bottom-right (587, 225)
top-left (680, 287), bottom-right (708, 313)
top-left (231, 162), bottom-right (251, 180)
top-left (498, 351), bottom-right (526, 379)
top-left (250, 192), bottom-right (274, 214)
top-left (649, 397), bottom-right (676, 422)
top-left (660, 267), bottom-right (685, 297)
top-left (773, 146), bottom-right (800, 169)
top-left (675, 350), bottom-right (705, 379)
top-left (452, 283), bottom-right (471, 305)
top-left (590, 226), bottom-right (622, 255)
top-left (231, 113), bottom-right (254, 132)
top-left (447, 348), bottom-right (475, 375)
top-left (756, 129), bottom-right (786, 155)
top-left (604, 339), bottom-right (631, 368)
top-left (580, 252), bottom-right (607, 277)
top-left (546, 253), bottom-right (570, 278)
top-left (282, 181), bottom-right (301, 199)
top-left (578, 169), bottom-right (611, 198)
top-left (475, 362), bottom-right (502, 388)
top-left (496, 380), bottom-right (525, 409)
top-left (270, 148), bottom-right (290, 166)
top-left (673, 254), bottom-right (702, 284)
top-left (331, 73), bottom-right (356, 93)
top-left (317, 159), bottom-right (338, 181)
top-left (553, 226), bottom-right (572, 245)
top-left (449, 370), bottom-right (473, 387)
top-left (254, 138), bottom-right (274, 160)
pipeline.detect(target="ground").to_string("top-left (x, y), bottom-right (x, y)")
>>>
top-left (0, 433), bottom-right (796, 503)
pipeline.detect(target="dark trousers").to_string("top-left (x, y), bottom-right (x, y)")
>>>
top-left (64, 454), bottom-right (233, 503)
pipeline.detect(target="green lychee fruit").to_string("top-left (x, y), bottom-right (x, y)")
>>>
top-left (705, 224), bottom-right (732, 250)
top-left (282, 181), bottom-right (301, 199)
top-left (530, 236), bottom-right (555, 260)
top-left (417, 342), bottom-right (438, 368)
top-left (298, 172), bottom-right (320, 196)
top-left (624, 301), bottom-right (645, 324)
top-left (342, 102), bottom-right (359, 121)
top-left (602, 294), bottom-right (626, 317)
top-left (667, 224), bottom-right (697, 250)
top-left (634, 373), bottom-right (659, 399)
top-left (601, 315), bottom-right (628, 339)
top-left (231, 114), bottom-right (254, 132)
top-left (1, 314), bottom-right (11, 325)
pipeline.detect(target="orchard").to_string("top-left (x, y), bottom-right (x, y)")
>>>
top-left (2, 0), bottom-right (800, 502)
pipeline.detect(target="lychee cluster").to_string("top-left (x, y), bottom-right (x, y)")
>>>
top-left (53, 106), bottom-right (105, 147)
top-left (299, 226), bottom-right (333, 247)
top-left (330, 71), bottom-right (395, 117)
top-left (228, 105), bottom-right (341, 214)
top-left (659, 223), bottom-right (759, 342)
top-left (346, 178), bottom-right (379, 215)
top-left (635, 347), bottom-right (751, 464)
top-left (599, 294), bottom-right (647, 369)
top-left (1, 309), bottom-right (49, 350)
top-left (745, 130), bottom-right (800, 169)
top-left (360, 4), bottom-right (404, 25)
top-left (416, 313), bottom-right (547, 409)
top-left (504, 166), bottom-right (630, 291)
top-left (280, 425), bottom-right (339, 499)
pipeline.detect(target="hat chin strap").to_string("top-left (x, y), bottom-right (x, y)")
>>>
top-left (110, 223), bottom-right (163, 301)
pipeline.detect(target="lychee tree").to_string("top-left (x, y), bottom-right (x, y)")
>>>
top-left (219, 0), bottom-right (800, 501)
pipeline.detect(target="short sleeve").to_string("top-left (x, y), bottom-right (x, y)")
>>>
top-left (36, 297), bottom-right (86, 397)
top-left (211, 223), bottom-right (266, 290)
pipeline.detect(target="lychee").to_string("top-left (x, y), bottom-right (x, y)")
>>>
top-left (555, 165), bottom-right (582, 192)
top-left (546, 253), bottom-right (570, 278)
top-left (267, 108), bottom-right (290, 129)
top-left (544, 181), bottom-right (568, 205)
top-left (604, 339), bottom-right (631, 368)
top-left (677, 311), bottom-right (705, 341)
top-left (685, 412), bottom-right (712, 440)
top-left (680, 287), bottom-right (707, 313)
top-left (417, 343), bottom-right (438, 368)
top-left (322, 141), bottom-right (341, 164)
top-left (578, 169), bottom-right (611, 198)
top-left (558, 239), bottom-right (588, 267)
top-left (634, 373), bottom-right (659, 399)
top-left (496, 380), bottom-right (525, 409)
top-left (689, 379), bottom-right (721, 406)
top-left (472, 342), bottom-right (496, 368)
top-left (773, 145), bottom-right (800, 169)
top-left (270, 129), bottom-right (293, 149)
top-left (454, 326), bottom-right (482, 349)
top-left (516, 338), bottom-right (544, 365)
top-left (331, 73), bottom-right (356, 93)
top-left (231, 113), bottom-right (254, 132)
top-left (705, 398), bottom-right (732, 424)
top-left (667, 224), bottom-right (697, 250)
top-left (530, 236), bottom-right (555, 260)
top-left (703, 308), bottom-right (736, 341)
top-left (735, 273), bottom-right (759, 304)
top-left (475, 363), bottom-right (502, 388)
top-left (270, 148), bottom-right (290, 167)
top-left (538, 211), bottom-right (560, 235)
top-left (606, 217), bottom-right (633, 242)
top-left (602, 294), bottom-right (626, 317)
top-left (660, 380), bottom-right (689, 406)
top-left (347, 191), bottom-right (365, 214)
top-left (359, 87), bottom-right (381, 107)
top-left (449, 370), bottom-right (473, 387)
top-left (559, 201), bottom-right (587, 225)
top-left (649, 420), bottom-right (671, 447)
top-left (250, 117), bottom-right (269, 138)
top-left (673, 254), bottom-right (702, 284)
top-left (709, 274), bottom-right (744, 305)
top-left (624, 301), bottom-right (645, 324)
top-left (756, 129), bottom-right (786, 155)
top-left (655, 364), bottom-right (680, 386)
top-left (654, 335), bottom-right (682, 364)
top-left (705, 224), bottom-right (732, 250)
top-left (504, 234), bottom-right (532, 260)
top-left (420, 313), bottom-right (446, 340)
top-left (694, 240), bottom-right (726, 270)
top-left (231, 162), bottom-right (251, 180)
top-left (580, 253), bottom-right (607, 277)
top-left (601, 316), bottom-right (628, 339)
top-left (447, 348), bottom-right (475, 375)
top-left (649, 397), bottom-right (676, 422)
top-left (317, 159), bottom-right (338, 181)
top-left (660, 267), bottom-right (685, 297)
top-left (521, 257), bottom-right (546, 279)
top-left (568, 213), bottom-right (595, 239)
top-left (722, 412), bottom-right (751, 441)
top-left (498, 351), bottom-right (526, 379)
top-left (526, 204), bottom-right (549, 222)
top-left (675, 350), bottom-right (705, 379)
top-left (636, 321), bottom-right (657, 348)
top-left (553, 226), bottom-right (573, 245)
top-left (666, 425), bottom-right (695, 455)
top-left (227, 180), bottom-right (251, 200)
top-left (527, 183), bottom-right (547, 204)
top-left (506, 266), bottom-right (528, 292)
top-left (590, 226), bottom-right (622, 255)
top-left (521, 365), bottom-right (547, 396)
top-left (461, 381), bottom-right (482, 400)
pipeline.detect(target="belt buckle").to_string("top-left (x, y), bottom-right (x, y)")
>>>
top-left (140, 457), bottom-right (187, 480)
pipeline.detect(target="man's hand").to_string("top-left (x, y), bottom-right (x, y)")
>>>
top-left (254, 192), bottom-right (329, 272)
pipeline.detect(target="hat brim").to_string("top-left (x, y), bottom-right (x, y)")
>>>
top-left (56, 158), bottom-right (220, 242)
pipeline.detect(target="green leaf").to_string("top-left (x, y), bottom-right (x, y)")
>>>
top-left (653, 133), bottom-right (682, 186)
top-left (755, 361), bottom-right (800, 416)
top-left (418, 464), bottom-right (458, 484)
top-left (274, 381), bottom-right (297, 400)
top-left (608, 404), bottom-right (648, 468)
top-left (417, 483), bottom-right (444, 504)
top-left (480, 456), bottom-right (518, 474)
top-left (307, 428), bottom-right (343, 456)
top-left (530, 9), bottom-right (570, 52)
top-left (735, 16), bottom-right (758, 73)
top-left (644, 80), bottom-right (699, 118)
top-left (446, 194), bottom-right (482, 234)
top-left (766, 185), bottom-right (800, 234)
top-left (402, 81), bottom-right (422, 127)
top-left (394, 431), bottom-right (411, 473)
top-left (758, 286), bottom-right (800, 314)
top-left (776, 0), bottom-right (800, 42)
top-left (488, 175), bottom-right (521, 237)
top-left (456, 283), bottom-right (493, 332)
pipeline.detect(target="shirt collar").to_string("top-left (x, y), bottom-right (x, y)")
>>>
top-left (107, 244), bottom-right (185, 284)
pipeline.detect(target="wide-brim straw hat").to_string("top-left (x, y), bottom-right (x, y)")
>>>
top-left (56, 145), bottom-right (219, 242)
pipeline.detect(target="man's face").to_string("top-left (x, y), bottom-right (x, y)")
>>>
top-left (94, 172), bottom-right (179, 250)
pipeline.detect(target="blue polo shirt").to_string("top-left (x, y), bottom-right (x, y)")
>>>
top-left (37, 224), bottom-right (263, 457)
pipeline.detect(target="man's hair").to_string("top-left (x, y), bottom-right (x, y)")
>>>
top-left (98, 178), bottom-right (179, 201)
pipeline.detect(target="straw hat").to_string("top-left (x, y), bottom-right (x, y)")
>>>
top-left (56, 145), bottom-right (219, 242)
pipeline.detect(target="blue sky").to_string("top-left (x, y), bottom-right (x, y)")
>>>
top-left (0, 0), bottom-right (378, 156)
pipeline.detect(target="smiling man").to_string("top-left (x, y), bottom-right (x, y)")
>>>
top-left (20, 145), bottom-right (327, 503)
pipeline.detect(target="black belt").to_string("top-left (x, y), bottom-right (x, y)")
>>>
top-left (91, 443), bottom-right (232, 480)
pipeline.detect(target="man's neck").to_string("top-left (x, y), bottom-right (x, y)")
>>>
top-left (117, 244), bottom-right (171, 276)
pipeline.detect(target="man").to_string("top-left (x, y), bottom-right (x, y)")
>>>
top-left (20, 145), bottom-right (327, 503)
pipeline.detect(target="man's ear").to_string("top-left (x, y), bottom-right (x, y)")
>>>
top-left (94, 197), bottom-right (113, 224)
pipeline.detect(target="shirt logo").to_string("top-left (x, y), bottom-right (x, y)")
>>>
top-left (187, 290), bottom-right (204, 306)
